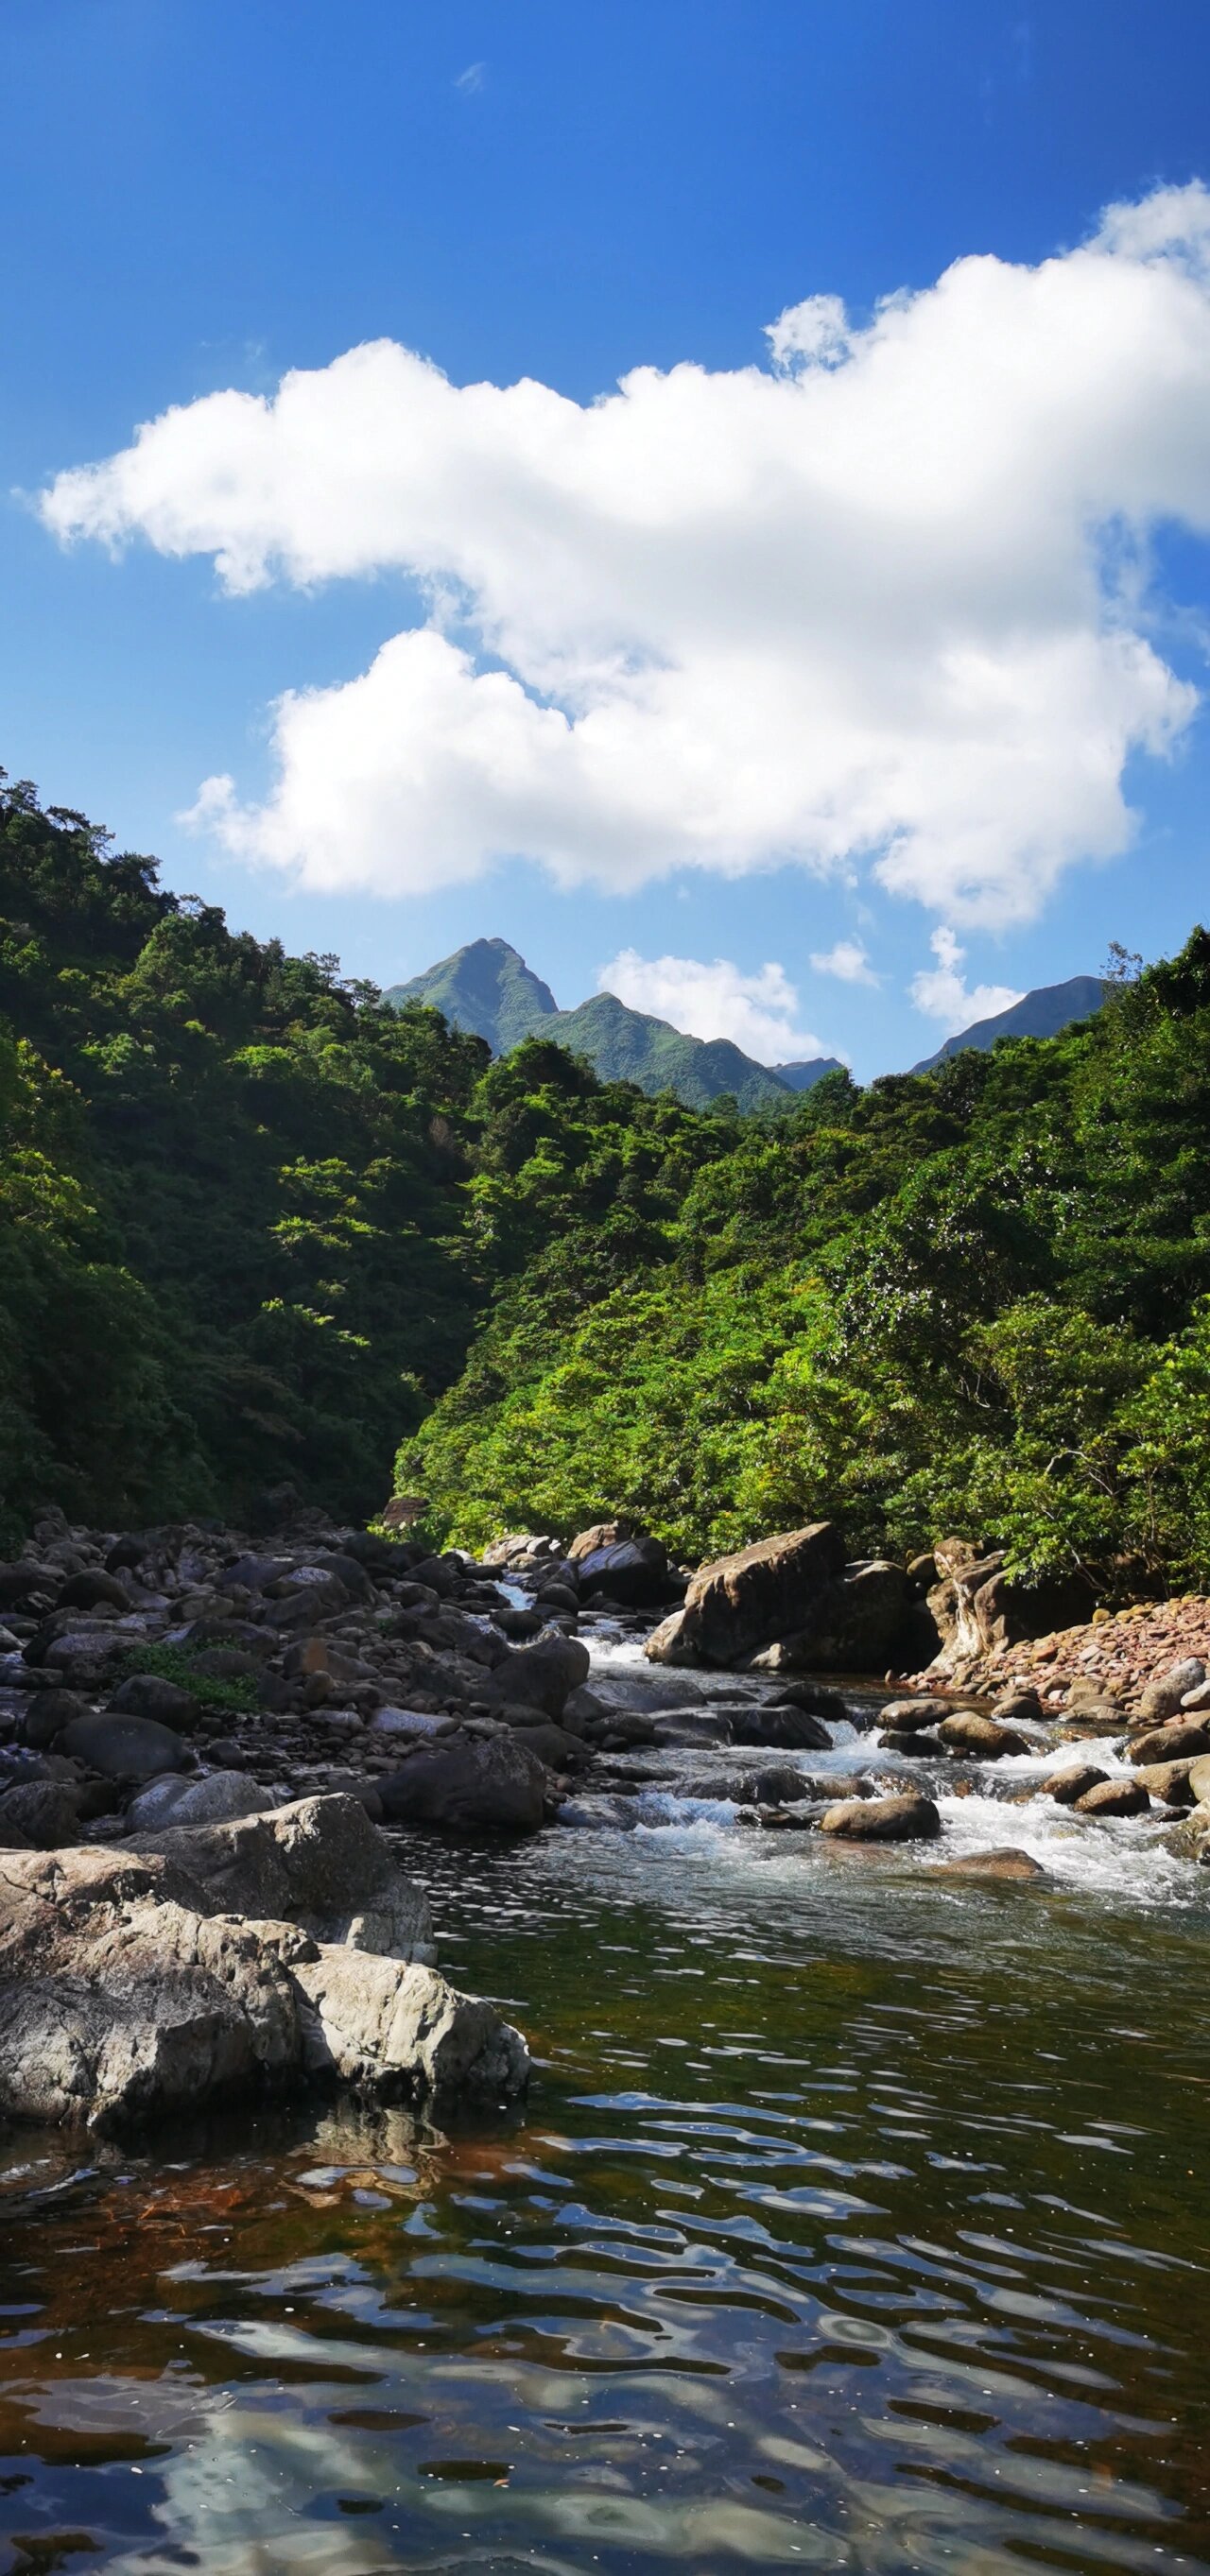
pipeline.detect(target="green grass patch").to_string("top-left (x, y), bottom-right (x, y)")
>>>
top-left (122, 1641), bottom-right (260, 1715)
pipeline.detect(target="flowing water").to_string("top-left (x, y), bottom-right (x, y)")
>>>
top-left (3, 1626), bottom-right (1210, 2574)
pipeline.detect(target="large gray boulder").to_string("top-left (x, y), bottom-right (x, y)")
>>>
top-left (489, 1632), bottom-right (590, 1718)
top-left (127, 1793), bottom-right (436, 1962)
top-left (60, 1711), bottom-right (191, 1781)
top-left (378, 1730), bottom-right (549, 1834)
top-left (646, 1523), bottom-right (848, 1668)
top-left (125, 1771), bottom-right (280, 1831)
top-left (0, 1840), bottom-right (526, 2137)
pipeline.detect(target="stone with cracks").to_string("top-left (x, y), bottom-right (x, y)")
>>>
top-left (645, 1523), bottom-right (847, 1668)
top-left (126, 1793), bottom-right (436, 1961)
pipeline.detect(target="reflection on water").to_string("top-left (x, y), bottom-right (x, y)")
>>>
top-left (2, 1812), bottom-right (1210, 2572)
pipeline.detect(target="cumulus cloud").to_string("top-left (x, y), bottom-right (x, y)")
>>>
top-left (40, 184), bottom-right (1210, 921)
top-left (810, 937), bottom-right (879, 986)
top-left (909, 927), bottom-right (1024, 1031)
top-left (596, 950), bottom-right (825, 1060)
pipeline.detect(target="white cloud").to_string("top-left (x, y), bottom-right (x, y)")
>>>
top-left (596, 950), bottom-right (825, 1060)
top-left (454, 60), bottom-right (485, 92)
top-left (810, 937), bottom-right (879, 986)
top-left (40, 184), bottom-right (1210, 923)
top-left (909, 927), bottom-right (1024, 1031)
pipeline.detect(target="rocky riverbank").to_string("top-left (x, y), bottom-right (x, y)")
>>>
top-left (2, 1504), bottom-right (1209, 2134)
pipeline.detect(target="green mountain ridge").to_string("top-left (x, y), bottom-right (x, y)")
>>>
top-left (908, 974), bottom-right (1107, 1074)
top-left (386, 937), bottom-right (840, 1111)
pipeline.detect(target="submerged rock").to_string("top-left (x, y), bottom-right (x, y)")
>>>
top-left (931, 1847), bottom-right (1049, 1881)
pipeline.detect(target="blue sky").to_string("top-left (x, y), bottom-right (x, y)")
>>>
top-left (5, 0), bottom-right (1210, 1076)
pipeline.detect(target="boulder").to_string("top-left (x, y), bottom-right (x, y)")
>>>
top-left (646, 1523), bottom-right (848, 1668)
top-left (60, 1711), bottom-right (191, 1782)
top-left (568, 1520), bottom-right (636, 1561)
top-left (820, 1793), bottom-right (942, 1843)
top-left (1187, 1754), bottom-right (1210, 1805)
top-left (1131, 1760), bottom-right (1199, 1808)
top-left (992, 1690), bottom-right (1046, 1726)
top-left (0, 1779), bottom-right (82, 1849)
top-left (22, 1688), bottom-right (86, 1749)
top-left (880, 1730), bottom-right (944, 1756)
top-left (1047, 1764), bottom-right (1109, 1805)
top-left (1135, 1662), bottom-right (1206, 1726)
top-left (751, 1560), bottom-right (912, 1675)
top-left (576, 1537), bottom-right (671, 1608)
top-left (489, 1632), bottom-right (590, 1719)
top-left (377, 1731), bottom-right (549, 1835)
top-left (879, 1696), bottom-right (952, 1733)
top-left (57, 1570), bottom-right (131, 1614)
top-left (1129, 1721), bottom-right (1210, 1766)
top-left (125, 1771), bottom-right (279, 1831)
top-left (0, 1842), bottom-right (526, 2136)
top-left (936, 1713), bottom-right (1031, 1760)
top-left (508, 1721), bottom-right (590, 1771)
top-left (108, 1672), bottom-right (202, 1730)
top-left (931, 1847), bottom-right (1049, 1881)
top-left (928, 1551), bottom-right (1097, 1667)
top-left (1074, 1778), bottom-right (1150, 1817)
top-left (725, 1702), bottom-right (833, 1752)
top-left (0, 1562), bottom-right (61, 1612)
top-left (128, 1793), bottom-right (436, 1963)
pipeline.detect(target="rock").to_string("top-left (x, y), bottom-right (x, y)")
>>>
top-left (879, 1695), bottom-right (952, 1732)
top-left (1136, 1661), bottom-right (1205, 1726)
top-left (489, 1632), bottom-right (590, 1719)
top-left (880, 1729), bottom-right (944, 1755)
top-left (1057, 1700), bottom-right (1125, 1736)
top-left (1187, 1754), bottom-right (1210, 1805)
top-left (30, 1625), bottom-right (124, 1687)
top-left (21, 1688), bottom-right (86, 1749)
top-left (0, 1562), bottom-right (61, 1612)
top-left (125, 1771), bottom-right (279, 1831)
top-left (0, 1780), bottom-right (82, 1848)
top-left (108, 1672), bottom-right (202, 1729)
top-left (1131, 1760), bottom-right (1199, 1808)
top-left (568, 1520), bottom-right (636, 1560)
top-left (645, 1522), bottom-right (847, 1668)
top-left (1129, 1721), bottom-right (1210, 1766)
top-left (931, 1847), bottom-right (1049, 1880)
top-left (291, 1949), bottom-right (528, 2107)
top-left (936, 1713), bottom-right (1031, 1759)
top-left (929, 1552), bottom-right (1097, 1667)
top-left (60, 1712), bottom-right (191, 1781)
top-left (1047, 1764), bottom-right (1109, 1805)
top-left (992, 1689), bottom-right (1046, 1726)
top-left (129, 1793), bottom-right (436, 1961)
top-left (371, 1706), bottom-right (453, 1742)
top-left (510, 1722), bottom-right (591, 1771)
top-left (0, 1841), bottom-right (525, 2135)
top-left (377, 1731), bottom-right (549, 1834)
top-left (57, 1570), bottom-right (131, 1613)
top-left (576, 1537), bottom-right (671, 1608)
top-left (557, 1795), bottom-right (640, 1829)
top-left (725, 1702), bottom-right (833, 1751)
top-left (1074, 1778), bottom-right (1150, 1817)
top-left (105, 1536), bottom-right (147, 1573)
top-left (1181, 1678), bottom-right (1210, 1711)
top-left (751, 1559), bottom-right (912, 1675)
top-left (820, 1793), bottom-right (942, 1843)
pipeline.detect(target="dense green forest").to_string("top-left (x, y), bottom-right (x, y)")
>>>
top-left (3, 769), bottom-right (1210, 1588)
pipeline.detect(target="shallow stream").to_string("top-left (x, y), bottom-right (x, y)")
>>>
top-left (3, 1624), bottom-right (1209, 2573)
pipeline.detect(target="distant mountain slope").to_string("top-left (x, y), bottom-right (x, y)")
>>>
top-left (386, 937), bottom-right (839, 1110)
top-left (908, 975), bottom-right (1105, 1074)
top-left (772, 1056), bottom-right (846, 1091)
top-left (390, 936), bottom-right (558, 1054)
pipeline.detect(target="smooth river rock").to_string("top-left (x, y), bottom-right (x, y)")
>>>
top-left (820, 1793), bottom-right (942, 1843)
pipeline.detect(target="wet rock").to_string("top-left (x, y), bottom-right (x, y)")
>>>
top-left (108, 1672), bottom-right (202, 1730)
top-left (1131, 1759), bottom-right (1199, 1808)
top-left (931, 1847), bottom-right (1049, 1881)
top-left (60, 1711), bottom-right (191, 1781)
top-left (726, 1702), bottom-right (833, 1752)
top-left (1074, 1778), bottom-right (1150, 1817)
top-left (377, 1730), bottom-right (549, 1835)
top-left (879, 1695), bottom-right (952, 1732)
top-left (936, 1713), bottom-right (1031, 1759)
top-left (556, 1794), bottom-right (640, 1829)
top-left (1047, 1764), bottom-right (1109, 1805)
top-left (1129, 1720), bottom-right (1210, 1766)
top-left (820, 1793), bottom-right (942, 1843)
top-left (128, 1793), bottom-right (436, 1962)
top-left (879, 1729), bottom-right (944, 1756)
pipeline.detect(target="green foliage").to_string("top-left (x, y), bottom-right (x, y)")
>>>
top-left (121, 1642), bottom-right (259, 1715)
top-left (405, 931), bottom-right (1210, 1589)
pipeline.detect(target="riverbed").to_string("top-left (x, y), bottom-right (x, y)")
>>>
top-left (2, 1623), bottom-right (1209, 2573)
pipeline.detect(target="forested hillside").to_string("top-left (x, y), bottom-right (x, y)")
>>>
top-left (4, 769), bottom-right (1210, 1592)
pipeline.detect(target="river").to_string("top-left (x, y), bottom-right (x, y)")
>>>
top-left (2, 1620), bottom-right (1209, 2573)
